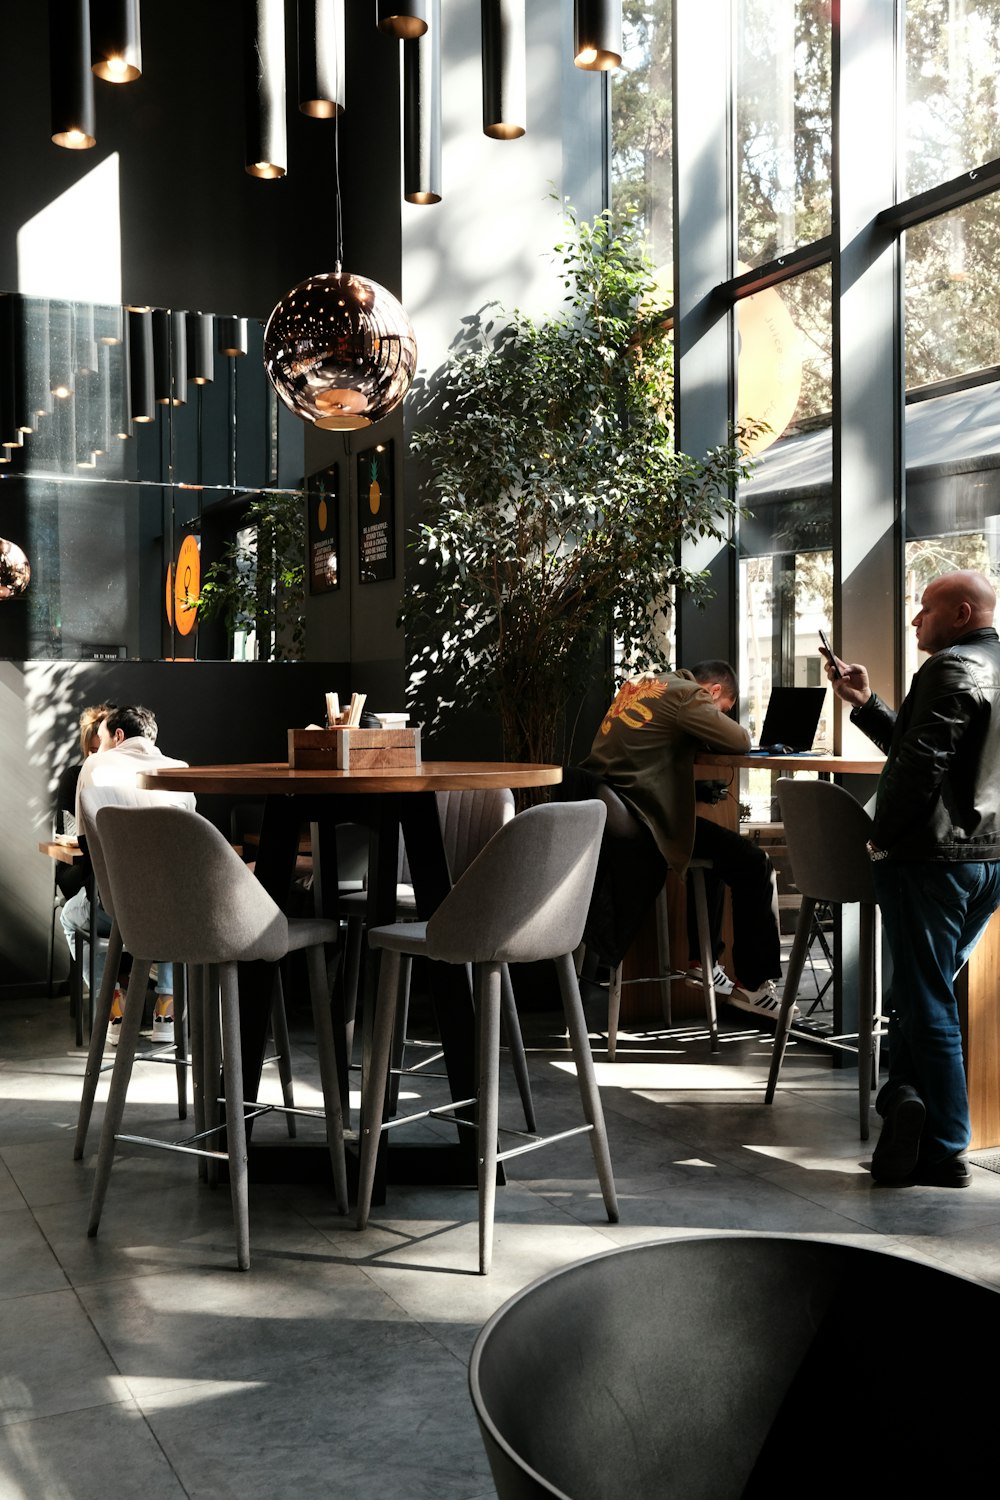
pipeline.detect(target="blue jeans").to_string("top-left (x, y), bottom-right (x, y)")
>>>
top-left (60, 887), bottom-right (174, 997)
top-left (874, 859), bottom-right (1000, 1162)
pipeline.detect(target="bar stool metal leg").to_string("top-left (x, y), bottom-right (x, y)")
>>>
top-left (476, 963), bottom-right (503, 1277)
top-left (87, 959), bottom-right (153, 1237)
top-left (74, 922), bottom-right (124, 1160)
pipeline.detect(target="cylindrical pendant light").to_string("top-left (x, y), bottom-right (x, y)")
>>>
top-left (298, 0), bottom-right (345, 117)
top-left (49, 300), bottom-right (75, 400)
top-left (482, 0), bottom-right (525, 140)
top-left (245, 0), bottom-right (287, 178)
top-left (50, 0), bottom-right (96, 148)
top-left (74, 365), bottom-right (100, 466)
top-left (127, 308), bottom-right (155, 422)
top-left (376, 3), bottom-right (428, 39)
top-left (0, 294), bottom-right (31, 438)
top-left (217, 315), bottom-right (249, 357)
top-left (152, 309), bottom-right (186, 405)
top-left (404, 0), bottom-right (441, 202)
top-left (573, 0), bottom-right (623, 72)
top-left (27, 298), bottom-right (53, 421)
top-left (186, 312), bottom-right (215, 384)
top-left (91, 0), bottom-right (142, 83)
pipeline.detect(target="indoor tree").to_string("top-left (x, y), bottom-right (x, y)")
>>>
top-left (402, 205), bottom-right (760, 766)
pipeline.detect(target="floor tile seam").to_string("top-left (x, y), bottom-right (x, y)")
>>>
top-left (0, 1395), bottom-right (147, 1433)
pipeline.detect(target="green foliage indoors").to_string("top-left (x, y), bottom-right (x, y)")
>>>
top-left (403, 207), bottom-right (757, 766)
top-left (195, 491), bottom-right (306, 662)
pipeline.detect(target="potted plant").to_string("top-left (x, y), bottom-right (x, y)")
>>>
top-left (402, 206), bottom-right (758, 765)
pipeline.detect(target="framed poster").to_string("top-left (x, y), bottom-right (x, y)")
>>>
top-left (357, 441), bottom-right (395, 584)
top-left (307, 464), bottom-right (340, 594)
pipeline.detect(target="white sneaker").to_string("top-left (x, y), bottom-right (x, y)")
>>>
top-left (726, 980), bottom-right (799, 1021)
top-left (686, 962), bottom-right (735, 997)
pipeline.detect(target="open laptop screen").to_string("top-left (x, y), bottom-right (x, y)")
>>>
top-left (754, 687), bottom-right (826, 752)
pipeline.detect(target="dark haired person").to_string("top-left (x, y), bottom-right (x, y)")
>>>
top-left (61, 704), bottom-right (188, 1039)
top-left (826, 569), bottom-right (1000, 1188)
top-left (583, 660), bottom-right (783, 1017)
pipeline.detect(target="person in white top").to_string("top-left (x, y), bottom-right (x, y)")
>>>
top-left (62, 704), bottom-right (189, 1038)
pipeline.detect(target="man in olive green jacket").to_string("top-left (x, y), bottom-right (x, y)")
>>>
top-left (583, 660), bottom-right (782, 1017)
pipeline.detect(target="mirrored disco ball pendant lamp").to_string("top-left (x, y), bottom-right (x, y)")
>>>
top-left (263, 269), bottom-right (417, 429)
top-left (262, 111), bottom-right (416, 430)
top-left (0, 538), bottom-right (31, 600)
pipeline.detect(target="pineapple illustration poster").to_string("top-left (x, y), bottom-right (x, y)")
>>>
top-left (357, 441), bottom-right (395, 584)
top-left (308, 464), bottom-right (340, 594)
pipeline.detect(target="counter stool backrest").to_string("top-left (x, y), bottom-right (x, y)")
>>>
top-left (424, 801), bottom-right (607, 966)
top-left (80, 783), bottom-right (196, 922)
top-left (776, 777), bottom-right (876, 907)
top-left (435, 787), bottom-right (515, 883)
top-left (95, 804), bottom-right (290, 966)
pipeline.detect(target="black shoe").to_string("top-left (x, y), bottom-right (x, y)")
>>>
top-left (912, 1154), bottom-right (972, 1189)
top-left (870, 1085), bottom-right (926, 1183)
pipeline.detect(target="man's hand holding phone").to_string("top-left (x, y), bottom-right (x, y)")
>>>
top-left (819, 629), bottom-right (872, 708)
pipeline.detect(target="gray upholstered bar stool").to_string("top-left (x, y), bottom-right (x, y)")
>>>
top-left (356, 801), bottom-right (618, 1275)
top-left (339, 786), bottom-right (535, 1127)
top-left (74, 783), bottom-right (196, 1161)
top-left (88, 804), bottom-right (348, 1271)
top-left (765, 776), bottom-right (884, 1138)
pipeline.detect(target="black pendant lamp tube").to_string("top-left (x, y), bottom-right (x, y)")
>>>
top-left (127, 309), bottom-right (155, 423)
top-left (27, 299), bottom-right (53, 422)
top-left (50, 0), bottom-right (96, 148)
top-left (573, 0), bottom-right (623, 72)
top-left (482, 0), bottom-right (525, 140)
top-left (91, 0), bottom-right (142, 83)
top-left (217, 316), bottom-right (249, 357)
top-left (0, 295), bottom-right (31, 438)
top-left (377, 3), bottom-right (428, 40)
top-left (49, 301), bottom-right (75, 401)
top-left (0, 295), bottom-right (19, 448)
top-left (245, 0), bottom-right (287, 178)
top-left (404, 0), bottom-right (441, 203)
top-left (152, 309), bottom-right (186, 405)
top-left (299, 0), bottom-right (345, 117)
top-left (186, 312), bottom-right (215, 384)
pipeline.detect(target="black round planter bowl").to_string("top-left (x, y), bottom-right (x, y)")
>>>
top-left (469, 1233), bottom-right (1000, 1500)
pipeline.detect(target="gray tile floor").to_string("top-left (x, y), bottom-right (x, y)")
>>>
top-left (2, 987), bottom-right (1000, 1500)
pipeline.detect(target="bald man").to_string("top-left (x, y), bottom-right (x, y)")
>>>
top-left (826, 570), bottom-right (1000, 1188)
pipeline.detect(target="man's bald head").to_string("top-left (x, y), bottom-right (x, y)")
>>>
top-left (913, 570), bottom-right (997, 655)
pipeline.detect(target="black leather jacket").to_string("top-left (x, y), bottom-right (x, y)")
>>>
top-left (852, 626), bottom-right (1000, 862)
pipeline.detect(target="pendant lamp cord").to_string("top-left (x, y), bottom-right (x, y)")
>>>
top-left (334, 110), bottom-right (344, 274)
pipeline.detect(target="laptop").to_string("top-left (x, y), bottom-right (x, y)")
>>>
top-left (747, 686), bottom-right (826, 754)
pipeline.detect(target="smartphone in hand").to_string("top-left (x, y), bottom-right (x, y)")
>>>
top-left (818, 628), bottom-right (842, 679)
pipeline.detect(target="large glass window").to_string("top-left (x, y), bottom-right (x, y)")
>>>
top-left (736, 0), bottom-right (832, 268)
top-left (613, 2), bottom-right (673, 263)
top-left (903, 0), bottom-right (1000, 199)
top-left (904, 199), bottom-right (1000, 388)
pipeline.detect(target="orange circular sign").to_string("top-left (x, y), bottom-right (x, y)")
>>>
top-left (167, 535), bottom-right (201, 637)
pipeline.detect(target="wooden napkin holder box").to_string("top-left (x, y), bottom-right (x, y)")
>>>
top-left (288, 726), bottom-right (421, 772)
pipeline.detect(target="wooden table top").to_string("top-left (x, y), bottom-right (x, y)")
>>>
top-left (137, 760), bottom-right (564, 796)
top-left (38, 839), bottom-right (82, 866)
top-left (694, 752), bottom-right (885, 775)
